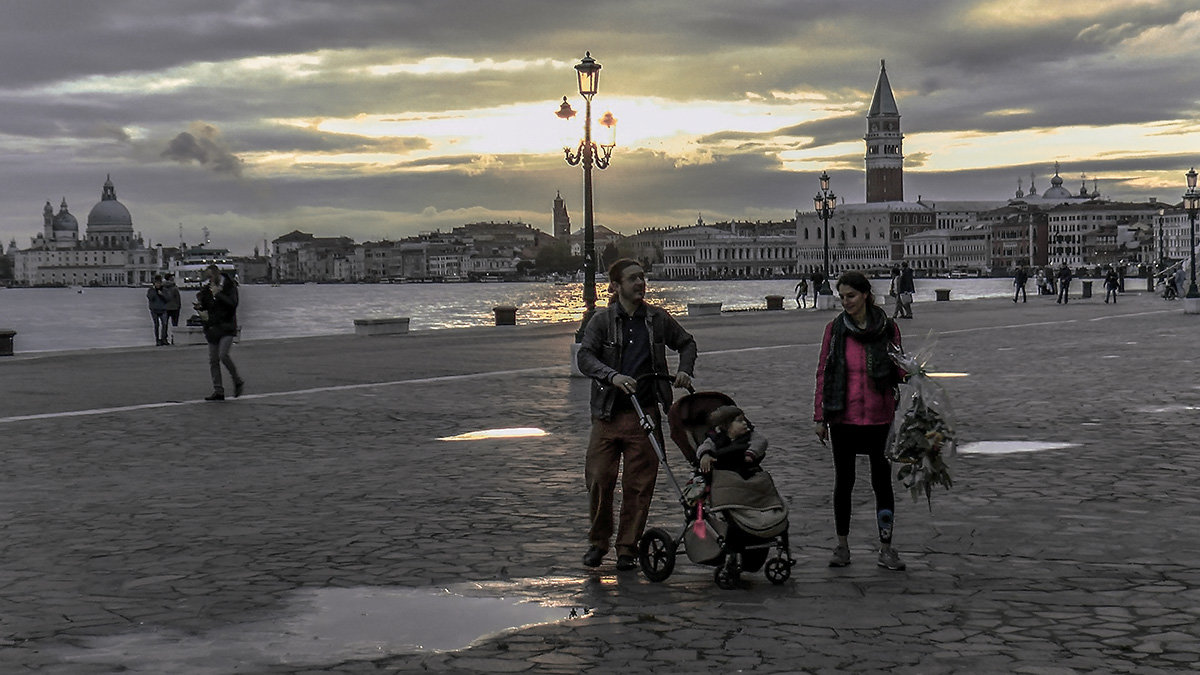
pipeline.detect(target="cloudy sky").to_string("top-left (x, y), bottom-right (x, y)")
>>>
top-left (3, 0), bottom-right (1200, 256)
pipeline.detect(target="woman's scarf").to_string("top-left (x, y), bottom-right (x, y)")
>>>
top-left (822, 304), bottom-right (898, 417)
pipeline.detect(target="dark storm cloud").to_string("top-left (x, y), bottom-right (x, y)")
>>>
top-left (161, 123), bottom-right (244, 176)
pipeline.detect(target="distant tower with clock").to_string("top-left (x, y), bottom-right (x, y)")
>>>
top-left (865, 60), bottom-right (903, 203)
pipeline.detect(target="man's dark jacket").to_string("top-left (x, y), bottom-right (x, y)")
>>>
top-left (577, 302), bottom-right (697, 420)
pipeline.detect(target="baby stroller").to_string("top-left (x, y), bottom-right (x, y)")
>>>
top-left (631, 375), bottom-right (795, 589)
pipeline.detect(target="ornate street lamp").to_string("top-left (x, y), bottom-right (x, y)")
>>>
top-left (559, 52), bottom-right (616, 338)
top-left (1184, 167), bottom-right (1199, 299)
top-left (813, 171), bottom-right (836, 295)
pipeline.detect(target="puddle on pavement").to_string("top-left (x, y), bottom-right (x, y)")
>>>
top-left (1132, 404), bottom-right (1200, 414)
top-left (438, 427), bottom-right (549, 441)
top-left (61, 584), bottom-right (580, 672)
top-left (958, 441), bottom-right (1081, 455)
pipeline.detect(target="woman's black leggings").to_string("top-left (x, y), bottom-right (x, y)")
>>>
top-left (829, 424), bottom-right (894, 542)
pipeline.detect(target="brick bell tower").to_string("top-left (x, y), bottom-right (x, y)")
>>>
top-left (865, 60), bottom-right (903, 203)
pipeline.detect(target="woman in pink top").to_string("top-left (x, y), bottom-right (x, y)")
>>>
top-left (813, 271), bottom-right (906, 571)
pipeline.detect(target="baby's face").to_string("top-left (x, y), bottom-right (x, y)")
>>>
top-left (727, 416), bottom-right (749, 439)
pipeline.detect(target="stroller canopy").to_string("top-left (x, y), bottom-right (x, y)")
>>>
top-left (668, 391), bottom-right (737, 465)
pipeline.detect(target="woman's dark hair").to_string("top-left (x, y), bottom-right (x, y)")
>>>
top-left (836, 270), bottom-right (874, 305)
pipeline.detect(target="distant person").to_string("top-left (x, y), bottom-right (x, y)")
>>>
top-left (1046, 266), bottom-right (1058, 296)
top-left (146, 274), bottom-right (170, 346)
top-left (576, 258), bottom-right (697, 572)
top-left (195, 265), bottom-right (245, 401)
top-left (1056, 263), bottom-right (1073, 304)
top-left (896, 261), bottom-right (915, 319)
top-left (1104, 267), bottom-right (1119, 304)
top-left (811, 270), bottom-right (826, 304)
top-left (814, 271), bottom-right (906, 571)
top-left (1035, 268), bottom-right (1047, 295)
top-left (1165, 274), bottom-right (1179, 300)
top-left (1117, 262), bottom-right (1127, 292)
top-left (795, 278), bottom-right (809, 308)
top-left (888, 265), bottom-right (903, 318)
top-left (1013, 266), bottom-right (1029, 303)
top-left (162, 272), bottom-right (182, 344)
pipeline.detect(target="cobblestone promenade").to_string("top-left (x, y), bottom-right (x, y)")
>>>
top-left (2, 288), bottom-right (1199, 673)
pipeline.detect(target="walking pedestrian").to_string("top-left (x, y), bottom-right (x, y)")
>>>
top-left (813, 271), bottom-right (906, 571)
top-left (811, 270), bottom-right (826, 305)
top-left (195, 264), bottom-right (245, 401)
top-left (1104, 266), bottom-right (1119, 304)
top-left (146, 274), bottom-right (169, 346)
top-left (1056, 263), bottom-right (1073, 304)
top-left (896, 261), bottom-right (915, 318)
top-left (576, 258), bottom-right (697, 572)
top-left (888, 265), bottom-right (903, 318)
top-left (1013, 266), bottom-right (1028, 303)
top-left (795, 278), bottom-right (809, 308)
top-left (162, 272), bottom-right (182, 344)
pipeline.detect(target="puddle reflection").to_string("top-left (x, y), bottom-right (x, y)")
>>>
top-left (438, 427), bottom-right (549, 441)
top-left (62, 585), bottom-right (581, 671)
top-left (958, 441), bottom-right (1080, 455)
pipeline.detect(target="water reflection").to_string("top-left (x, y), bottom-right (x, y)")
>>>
top-left (62, 585), bottom-right (581, 672)
top-left (438, 427), bottom-right (549, 441)
top-left (958, 441), bottom-right (1080, 455)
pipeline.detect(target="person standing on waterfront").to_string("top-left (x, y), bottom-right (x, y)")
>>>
top-left (146, 274), bottom-right (170, 346)
top-left (795, 278), bottom-right (809, 308)
top-left (888, 265), bottom-right (903, 318)
top-left (1056, 263), bottom-right (1073, 304)
top-left (811, 270), bottom-right (826, 304)
top-left (1035, 268), bottom-right (1047, 295)
top-left (162, 272), bottom-right (182, 344)
top-left (1104, 266), bottom-right (1119, 304)
top-left (814, 271), bottom-right (906, 571)
top-left (577, 258), bottom-right (697, 572)
top-left (1013, 266), bottom-right (1029, 303)
top-left (195, 264), bottom-right (244, 401)
top-left (896, 261), bottom-right (915, 318)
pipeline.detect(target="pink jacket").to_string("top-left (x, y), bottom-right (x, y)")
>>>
top-left (813, 319), bottom-right (902, 425)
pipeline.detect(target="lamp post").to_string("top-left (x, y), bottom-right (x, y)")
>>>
top-left (559, 52), bottom-right (616, 339)
top-left (813, 171), bottom-right (836, 298)
top-left (1184, 167), bottom-right (1199, 305)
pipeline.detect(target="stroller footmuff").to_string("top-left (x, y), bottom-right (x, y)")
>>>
top-left (631, 378), bottom-right (795, 589)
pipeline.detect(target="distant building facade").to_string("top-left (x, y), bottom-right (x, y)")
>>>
top-left (8, 176), bottom-right (163, 286)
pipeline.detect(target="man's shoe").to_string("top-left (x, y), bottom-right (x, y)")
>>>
top-left (582, 546), bottom-right (605, 567)
top-left (205, 392), bottom-right (225, 401)
top-left (234, 380), bottom-right (245, 398)
top-left (878, 548), bottom-right (906, 571)
top-left (828, 545), bottom-right (851, 567)
top-left (616, 555), bottom-right (637, 571)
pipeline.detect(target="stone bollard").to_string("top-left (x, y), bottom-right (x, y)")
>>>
top-left (0, 329), bottom-right (15, 356)
top-left (1081, 280), bottom-right (1093, 299)
top-left (815, 293), bottom-right (837, 310)
top-left (765, 295), bottom-right (785, 311)
top-left (935, 288), bottom-right (951, 301)
top-left (493, 305), bottom-right (517, 326)
top-left (1147, 274), bottom-right (1155, 292)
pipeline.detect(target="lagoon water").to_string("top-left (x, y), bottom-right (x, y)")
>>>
top-left (1, 278), bottom-right (1022, 353)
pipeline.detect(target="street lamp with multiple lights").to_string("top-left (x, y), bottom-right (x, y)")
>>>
top-left (813, 171), bottom-right (836, 295)
top-left (1184, 167), bottom-right (1199, 301)
top-left (558, 51), bottom-right (616, 337)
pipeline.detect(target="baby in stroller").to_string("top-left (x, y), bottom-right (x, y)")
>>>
top-left (637, 390), bottom-right (794, 589)
top-left (698, 405), bottom-right (765, 477)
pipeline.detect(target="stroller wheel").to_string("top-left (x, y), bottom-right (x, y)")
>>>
top-left (637, 528), bottom-right (676, 583)
top-left (714, 556), bottom-right (740, 590)
top-left (764, 557), bottom-right (791, 585)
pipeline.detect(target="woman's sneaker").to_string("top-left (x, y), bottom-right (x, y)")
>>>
top-left (878, 548), bottom-right (906, 571)
top-left (828, 545), bottom-right (851, 567)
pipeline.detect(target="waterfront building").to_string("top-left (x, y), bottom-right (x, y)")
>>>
top-left (9, 176), bottom-right (163, 286)
top-left (795, 202), bottom-right (931, 275)
top-left (1043, 200), bottom-right (1161, 268)
top-left (656, 217), bottom-right (797, 279)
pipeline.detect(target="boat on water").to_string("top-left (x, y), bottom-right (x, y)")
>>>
top-left (169, 245), bottom-right (237, 289)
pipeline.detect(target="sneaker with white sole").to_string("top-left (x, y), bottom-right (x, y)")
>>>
top-left (828, 545), bottom-right (851, 567)
top-left (878, 548), bottom-right (906, 571)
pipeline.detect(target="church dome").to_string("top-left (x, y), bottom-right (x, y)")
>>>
top-left (52, 200), bottom-right (79, 232)
top-left (1042, 165), bottom-right (1073, 200)
top-left (86, 175), bottom-right (133, 233)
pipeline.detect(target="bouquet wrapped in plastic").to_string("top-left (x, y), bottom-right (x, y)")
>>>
top-left (887, 341), bottom-right (956, 510)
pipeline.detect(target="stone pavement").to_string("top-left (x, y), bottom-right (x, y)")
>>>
top-left (2, 287), bottom-right (1199, 673)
